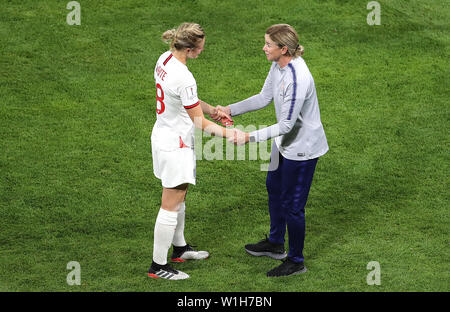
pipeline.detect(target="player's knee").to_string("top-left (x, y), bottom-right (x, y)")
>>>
top-left (161, 202), bottom-right (183, 212)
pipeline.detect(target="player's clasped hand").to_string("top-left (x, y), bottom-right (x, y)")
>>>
top-left (227, 128), bottom-right (248, 146)
top-left (210, 105), bottom-right (232, 122)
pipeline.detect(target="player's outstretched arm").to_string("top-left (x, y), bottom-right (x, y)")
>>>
top-left (200, 100), bottom-right (233, 126)
top-left (185, 104), bottom-right (235, 140)
top-left (199, 100), bottom-right (218, 119)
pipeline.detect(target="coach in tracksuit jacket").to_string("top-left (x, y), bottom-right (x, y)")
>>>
top-left (222, 24), bottom-right (328, 277)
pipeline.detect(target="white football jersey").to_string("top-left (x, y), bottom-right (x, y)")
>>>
top-left (152, 51), bottom-right (199, 150)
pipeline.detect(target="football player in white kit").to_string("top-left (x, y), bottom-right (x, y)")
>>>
top-left (148, 23), bottom-right (237, 280)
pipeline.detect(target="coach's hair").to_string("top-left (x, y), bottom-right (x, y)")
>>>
top-left (162, 23), bottom-right (205, 51)
top-left (266, 24), bottom-right (304, 57)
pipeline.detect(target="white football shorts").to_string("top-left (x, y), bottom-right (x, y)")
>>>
top-left (152, 141), bottom-right (196, 188)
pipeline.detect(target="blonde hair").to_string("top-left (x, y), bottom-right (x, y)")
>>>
top-left (266, 24), bottom-right (304, 57)
top-left (162, 22), bottom-right (205, 51)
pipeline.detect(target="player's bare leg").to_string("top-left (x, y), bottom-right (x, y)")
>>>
top-left (161, 183), bottom-right (189, 212)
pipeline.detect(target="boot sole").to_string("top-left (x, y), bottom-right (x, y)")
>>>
top-left (267, 266), bottom-right (307, 277)
top-left (245, 248), bottom-right (287, 260)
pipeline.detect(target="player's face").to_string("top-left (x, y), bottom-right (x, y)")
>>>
top-left (263, 34), bottom-right (284, 62)
top-left (187, 38), bottom-right (205, 59)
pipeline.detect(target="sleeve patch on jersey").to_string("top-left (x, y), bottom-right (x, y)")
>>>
top-left (185, 84), bottom-right (197, 101)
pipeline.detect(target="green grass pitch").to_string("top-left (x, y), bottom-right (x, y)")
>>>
top-left (0, 0), bottom-right (448, 292)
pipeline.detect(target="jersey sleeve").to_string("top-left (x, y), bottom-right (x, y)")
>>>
top-left (177, 73), bottom-right (200, 109)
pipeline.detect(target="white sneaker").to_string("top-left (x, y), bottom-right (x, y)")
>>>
top-left (148, 263), bottom-right (189, 280)
top-left (171, 244), bottom-right (209, 262)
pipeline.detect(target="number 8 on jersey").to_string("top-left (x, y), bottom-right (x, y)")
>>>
top-left (156, 83), bottom-right (165, 115)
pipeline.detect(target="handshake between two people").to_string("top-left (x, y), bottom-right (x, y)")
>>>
top-left (208, 105), bottom-right (249, 146)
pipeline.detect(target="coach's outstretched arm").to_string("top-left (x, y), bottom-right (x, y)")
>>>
top-left (229, 77), bottom-right (307, 145)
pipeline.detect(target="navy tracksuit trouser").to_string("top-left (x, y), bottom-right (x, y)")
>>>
top-left (266, 151), bottom-right (318, 264)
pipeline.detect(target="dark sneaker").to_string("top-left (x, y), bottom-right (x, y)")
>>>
top-left (147, 262), bottom-right (189, 280)
top-left (266, 258), bottom-right (307, 277)
top-left (244, 235), bottom-right (287, 260)
top-left (171, 244), bottom-right (209, 262)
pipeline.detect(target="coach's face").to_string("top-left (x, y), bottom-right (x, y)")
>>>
top-left (187, 38), bottom-right (205, 59)
top-left (263, 34), bottom-right (285, 62)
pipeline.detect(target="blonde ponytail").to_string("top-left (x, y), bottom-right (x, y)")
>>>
top-left (162, 28), bottom-right (176, 43)
top-left (161, 23), bottom-right (205, 51)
